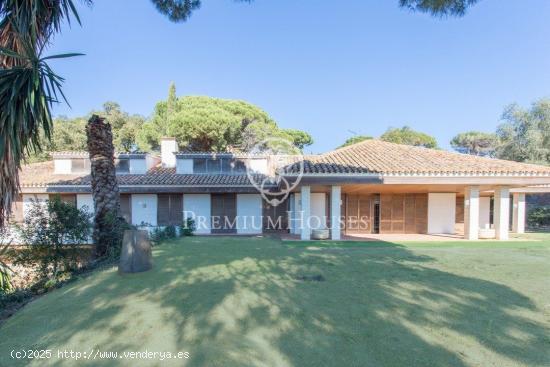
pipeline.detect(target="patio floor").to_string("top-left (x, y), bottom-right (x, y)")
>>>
top-left (280, 233), bottom-right (465, 241)
top-left (281, 233), bottom-right (522, 242)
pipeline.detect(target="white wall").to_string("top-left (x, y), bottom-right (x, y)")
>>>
top-left (248, 158), bottom-right (268, 174)
top-left (428, 193), bottom-right (456, 234)
top-left (310, 193), bottom-right (327, 230)
top-left (77, 194), bottom-right (94, 219)
top-left (176, 159), bottom-right (193, 174)
top-left (146, 155), bottom-right (159, 170)
top-left (131, 194), bottom-right (157, 227)
top-left (183, 194), bottom-right (211, 234)
top-left (129, 159), bottom-right (147, 174)
top-left (236, 194), bottom-right (262, 234)
top-left (22, 194), bottom-right (49, 219)
top-left (54, 159), bottom-right (72, 174)
top-left (161, 138), bottom-right (178, 168)
top-left (479, 197), bottom-right (491, 229)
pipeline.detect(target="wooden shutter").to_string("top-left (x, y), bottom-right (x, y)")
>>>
top-left (157, 194), bottom-right (170, 226)
top-left (211, 194), bottom-right (236, 233)
top-left (169, 194), bottom-right (183, 225)
top-left (415, 194), bottom-right (428, 234)
top-left (404, 194), bottom-right (416, 233)
top-left (391, 194), bottom-right (405, 233)
top-left (380, 194), bottom-right (393, 233)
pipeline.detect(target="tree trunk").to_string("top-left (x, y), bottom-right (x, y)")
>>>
top-left (86, 115), bottom-right (121, 257)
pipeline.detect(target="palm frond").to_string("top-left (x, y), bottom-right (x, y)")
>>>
top-left (0, 1), bottom-right (86, 226)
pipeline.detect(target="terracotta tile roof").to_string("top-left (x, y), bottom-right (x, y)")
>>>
top-left (19, 140), bottom-right (550, 189)
top-left (19, 162), bottom-right (268, 188)
top-left (284, 139), bottom-right (550, 176)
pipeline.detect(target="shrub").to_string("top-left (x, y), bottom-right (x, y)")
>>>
top-left (528, 206), bottom-right (550, 228)
top-left (180, 218), bottom-right (196, 236)
top-left (15, 196), bottom-right (92, 278)
top-left (150, 227), bottom-right (167, 244)
top-left (164, 225), bottom-right (177, 239)
top-left (0, 239), bottom-right (12, 293)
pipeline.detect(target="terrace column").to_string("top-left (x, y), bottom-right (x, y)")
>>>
top-left (494, 186), bottom-right (510, 240)
top-left (464, 186), bottom-right (480, 240)
top-left (330, 186), bottom-right (341, 240)
top-left (512, 193), bottom-right (526, 234)
top-left (300, 186), bottom-right (311, 240)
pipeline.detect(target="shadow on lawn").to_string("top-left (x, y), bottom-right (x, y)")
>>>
top-left (3, 237), bottom-right (549, 366)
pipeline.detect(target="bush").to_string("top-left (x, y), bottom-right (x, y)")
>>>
top-left (98, 211), bottom-right (133, 259)
top-left (528, 206), bottom-right (550, 228)
top-left (180, 218), bottom-right (196, 236)
top-left (150, 227), bottom-right (167, 244)
top-left (14, 196), bottom-right (92, 279)
top-left (164, 225), bottom-right (177, 239)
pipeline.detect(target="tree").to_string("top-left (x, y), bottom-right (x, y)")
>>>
top-left (450, 131), bottom-right (499, 156)
top-left (495, 100), bottom-right (550, 165)
top-left (339, 135), bottom-right (373, 148)
top-left (96, 102), bottom-right (145, 152)
top-left (86, 115), bottom-right (124, 258)
top-left (282, 129), bottom-right (314, 150)
top-left (381, 126), bottom-right (438, 148)
top-left (138, 86), bottom-right (312, 152)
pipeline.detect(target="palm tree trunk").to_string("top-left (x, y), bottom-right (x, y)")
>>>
top-left (86, 115), bottom-right (121, 257)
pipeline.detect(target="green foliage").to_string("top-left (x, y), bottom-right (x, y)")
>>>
top-left (339, 135), bottom-right (373, 148)
top-left (527, 207), bottom-right (550, 228)
top-left (180, 218), bottom-right (196, 236)
top-left (0, 232), bottom-right (13, 293)
top-left (381, 126), bottom-right (438, 149)
top-left (495, 100), bottom-right (550, 165)
top-left (282, 129), bottom-right (314, 150)
top-left (399, 0), bottom-right (480, 17)
top-left (14, 195), bottom-right (91, 278)
top-left (138, 86), bottom-right (312, 152)
top-left (164, 225), bottom-right (177, 239)
top-left (27, 103), bottom-right (146, 163)
top-left (450, 131), bottom-right (499, 156)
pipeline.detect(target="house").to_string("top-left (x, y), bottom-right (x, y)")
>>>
top-left (11, 138), bottom-right (550, 240)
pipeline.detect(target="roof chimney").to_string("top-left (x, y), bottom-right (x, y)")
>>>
top-left (160, 137), bottom-right (178, 168)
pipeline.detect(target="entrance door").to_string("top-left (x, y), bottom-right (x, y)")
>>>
top-left (211, 194), bottom-right (237, 233)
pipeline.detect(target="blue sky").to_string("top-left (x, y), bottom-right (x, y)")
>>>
top-left (48, 0), bottom-right (550, 153)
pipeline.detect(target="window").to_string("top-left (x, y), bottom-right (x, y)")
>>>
top-left (221, 158), bottom-right (232, 173)
top-left (193, 159), bottom-right (207, 173)
top-left (71, 159), bottom-right (90, 173)
top-left (208, 159), bottom-right (221, 173)
top-left (193, 157), bottom-right (247, 174)
top-left (157, 194), bottom-right (183, 226)
top-left (115, 159), bottom-right (130, 173)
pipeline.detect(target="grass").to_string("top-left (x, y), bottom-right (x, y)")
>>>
top-left (1, 233), bottom-right (550, 366)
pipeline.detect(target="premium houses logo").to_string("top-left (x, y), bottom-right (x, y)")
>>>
top-left (246, 137), bottom-right (304, 207)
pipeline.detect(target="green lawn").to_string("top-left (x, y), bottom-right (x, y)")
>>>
top-left (1, 234), bottom-right (550, 366)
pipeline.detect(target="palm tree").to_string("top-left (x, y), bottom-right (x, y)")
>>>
top-left (0, 0), bottom-right (87, 226)
top-left (86, 115), bottom-right (124, 257)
